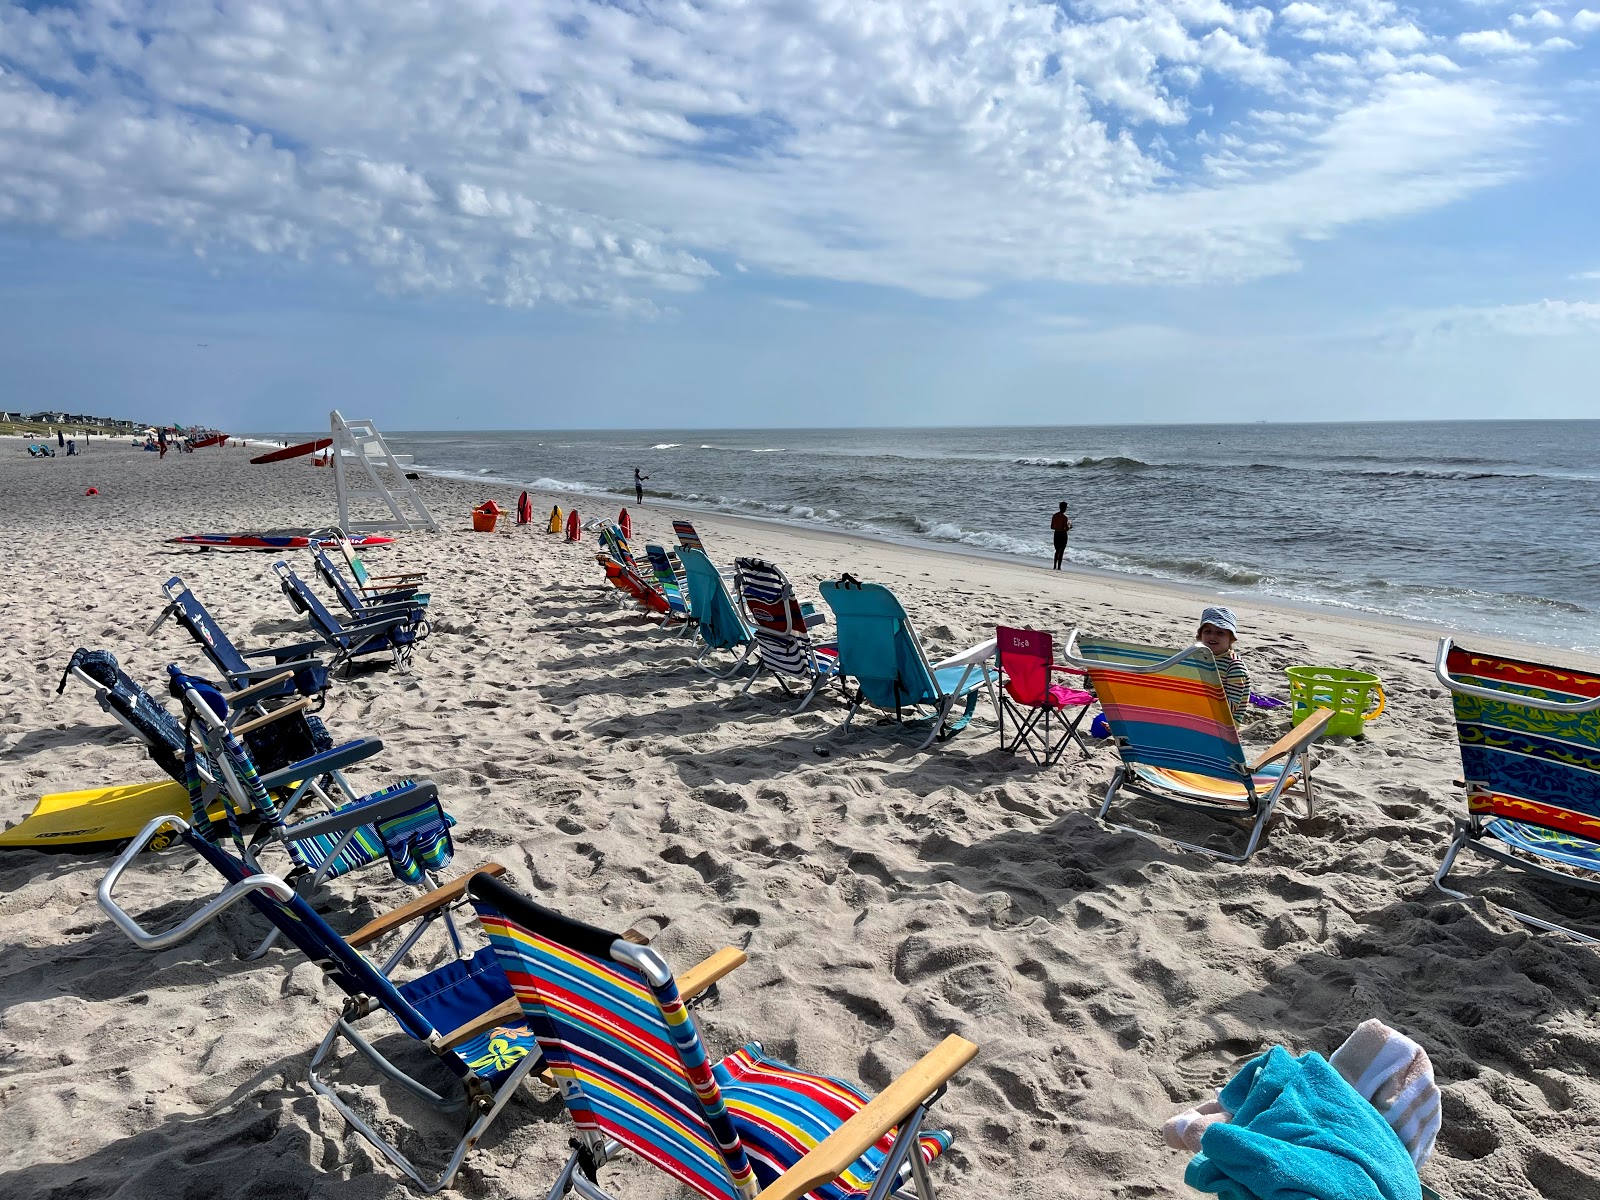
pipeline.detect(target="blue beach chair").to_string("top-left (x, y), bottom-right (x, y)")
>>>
top-left (151, 575), bottom-right (329, 700)
top-left (311, 544), bottom-right (429, 623)
top-left (272, 560), bottom-right (424, 671)
top-left (679, 546), bottom-right (755, 677)
top-left (169, 667), bottom-right (452, 957)
top-left (735, 557), bottom-right (843, 713)
top-left (98, 827), bottom-right (537, 1192)
top-left (468, 873), bottom-right (977, 1200)
top-left (1061, 634), bottom-right (1332, 862)
top-left (1433, 639), bottom-right (1600, 941)
top-left (818, 577), bottom-right (996, 751)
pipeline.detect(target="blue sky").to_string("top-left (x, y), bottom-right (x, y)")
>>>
top-left (2, 0), bottom-right (1598, 429)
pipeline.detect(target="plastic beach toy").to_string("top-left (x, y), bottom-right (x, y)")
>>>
top-left (1286, 666), bottom-right (1385, 737)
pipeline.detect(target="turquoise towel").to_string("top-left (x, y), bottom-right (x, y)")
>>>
top-left (1186, 1047), bottom-right (1421, 1200)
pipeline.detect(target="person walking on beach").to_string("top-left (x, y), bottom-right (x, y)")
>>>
top-left (634, 466), bottom-right (649, 505)
top-left (1050, 501), bottom-right (1072, 570)
top-left (157, 427), bottom-right (168, 458)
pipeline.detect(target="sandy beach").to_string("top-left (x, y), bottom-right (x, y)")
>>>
top-left (4, 438), bottom-right (1600, 1200)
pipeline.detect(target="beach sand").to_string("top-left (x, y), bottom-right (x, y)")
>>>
top-left (3, 440), bottom-right (1600, 1199)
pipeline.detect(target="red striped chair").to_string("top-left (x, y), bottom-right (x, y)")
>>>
top-left (1062, 634), bottom-right (1331, 861)
top-left (468, 874), bottom-right (976, 1199)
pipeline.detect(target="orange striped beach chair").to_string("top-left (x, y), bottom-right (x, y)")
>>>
top-left (1062, 634), bottom-right (1332, 862)
top-left (1433, 638), bottom-right (1600, 941)
top-left (469, 874), bottom-right (977, 1200)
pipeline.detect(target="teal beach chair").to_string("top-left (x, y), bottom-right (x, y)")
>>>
top-left (819, 577), bottom-right (996, 751)
top-left (1061, 634), bottom-right (1331, 862)
top-left (680, 545), bottom-right (756, 676)
top-left (1432, 638), bottom-right (1600, 941)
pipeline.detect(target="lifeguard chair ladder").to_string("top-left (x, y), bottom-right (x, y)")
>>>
top-left (330, 411), bottom-right (439, 534)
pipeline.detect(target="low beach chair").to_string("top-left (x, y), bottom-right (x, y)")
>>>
top-left (597, 554), bottom-right (675, 619)
top-left (1432, 638), bottom-right (1600, 941)
top-left (645, 542), bottom-right (695, 627)
top-left (736, 557), bottom-right (843, 713)
top-left (1061, 634), bottom-right (1332, 862)
top-left (679, 546), bottom-right (756, 676)
top-left (312, 545), bottom-right (429, 622)
top-left (468, 873), bottom-right (978, 1200)
top-left (673, 518), bottom-right (709, 555)
top-left (272, 560), bottom-right (423, 671)
top-left (152, 576), bottom-right (329, 700)
top-left (992, 627), bottom-right (1096, 766)
top-left (819, 577), bottom-right (996, 751)
top-left (98, 826), bottom-right (536, 1192)
top-left (337, 529), bottom-right (429, 592)
top-left (58, 648), bottom-right (381, 814)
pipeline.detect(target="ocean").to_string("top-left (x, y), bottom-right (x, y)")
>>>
top-left (368, 421), bottom-right (1599, 654)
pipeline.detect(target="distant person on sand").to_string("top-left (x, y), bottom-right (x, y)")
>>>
top-left (1050, 502), bottom-right (1072, 569)
top-left (158, 427), bottom-right (168, 458)
top-left (634, 466), bottom-right (649, 505)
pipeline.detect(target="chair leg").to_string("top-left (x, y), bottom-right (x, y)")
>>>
top-left (1433, 823), bottom-right (1471, 900)
top-left (792, 675), bottom-right (826, 714)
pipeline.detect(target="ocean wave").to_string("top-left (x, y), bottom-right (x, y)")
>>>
top-left (1013, 455), bottom-right (1151, 470)
top-left (649, 442), bottom-right (682, 450)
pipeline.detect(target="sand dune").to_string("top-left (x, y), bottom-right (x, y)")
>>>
top-left (3, 440), bottom-right (1599, 1198)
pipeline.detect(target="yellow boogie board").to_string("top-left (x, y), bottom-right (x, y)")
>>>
top-left (0, 781), bottom-right (196, 853)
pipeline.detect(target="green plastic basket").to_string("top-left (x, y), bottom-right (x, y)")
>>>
top-left (1286, 666), bottom-right (1385, 737)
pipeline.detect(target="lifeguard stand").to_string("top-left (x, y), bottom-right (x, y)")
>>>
top-left (330, 411), bottom-right (439, 534)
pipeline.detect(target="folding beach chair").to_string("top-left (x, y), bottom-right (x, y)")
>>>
top-left (337, 529), bottom-right (429, 591)
top-left (598, 523), bottom-right (646, 574)
top-left (99, 826), bottom-right (536, 1192)
top-left (645, 543), bottom-right (694, 627)
top-left (169, 667), bottom-right (450, 957)
top-left (58, 648), bottom-right (381, 814)
top-left (468, 874), bottom-right (978, 1200)
top-left (992, 627), bottom-right (1095, 766)
top-left (819, 577), bottom-right (996, 751)
top-left (312, 545), bottom-right (429, 622)
top-left (152, 575), bottom-right (329, 700)
top-left (1432, 638), bottom-right (1600, 941)
top-left (1061, 634), bottom-right (1333, 862)
top-left (597, 554), bottom-right (675, 619)
top-left (272, 560), bottom-right (423, 671)
top-left (736, 557), bottom-right (843, 713)
top-left (679, 546), bottom-right (756, 677)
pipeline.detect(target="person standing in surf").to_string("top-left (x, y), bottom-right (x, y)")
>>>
top-left (634, 466), bottom-right (649, 505)
top-left (1050, 501), bottom-right (1072, 570)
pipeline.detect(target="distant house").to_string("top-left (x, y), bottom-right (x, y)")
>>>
top-left (1, 411), bottom-right (23, 423)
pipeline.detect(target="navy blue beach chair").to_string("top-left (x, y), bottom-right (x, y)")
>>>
top-left (271, 560), bottom-right (425, 671)
top-left (152, 575), bottom-right (329, 700)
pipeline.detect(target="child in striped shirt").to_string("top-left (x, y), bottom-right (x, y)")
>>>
top-left (1197, 606), bottom-right (1251, 720)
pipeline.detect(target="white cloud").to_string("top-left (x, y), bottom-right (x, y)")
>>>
top-left (0, 1), bottom-right (1557, 309)
top-left (1457, 30), bottom-right (1530, 54)
top-left (1510, 9), bottom-right (1564, 31)
top-left (1576, 10), bottom-right (1600, 34)
top-left (1386, 300), bottom-right (1600, 346)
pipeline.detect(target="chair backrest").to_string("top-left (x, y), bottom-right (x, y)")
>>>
top-left (679, 547), bottom-right (750, 652)
top-left (599, 557), bottom-right (670, 613)
top-left (736, 558), bottom-right (825, 680)
top-left (62, 648), bottom-right (189, 780)
top-left (336, 535), bottom-right (375, 587)
top-left (1441, 643), bottom-right (1600, 840)
top-left (997, 627), bottom-right (1054, 708)
top-left (673, 519), bottom-right (706, 555)
top-left (313, 545), bottom-right (367, 613)
top-left (599, 524), bottom-right (642, 573)
top-left (160, 576), bottom-right (251, 675)
top-left (818, 579), bottom-right (939, 709)
top-left (645, 544), bottom-right (691, 616)
top-left (468, 875), bottom-right (754, 1200)
top-left (1073, 637), bottom-right (1249, 780)
top-left (273, 561), bottom-right (349, 644)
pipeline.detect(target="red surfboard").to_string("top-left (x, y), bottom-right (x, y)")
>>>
top-left (565, 510), bottom-right (581, 542)
top-left (251, 438), bottom-right (333, 465)
top-left (191, 434), bottom-right (229, 449)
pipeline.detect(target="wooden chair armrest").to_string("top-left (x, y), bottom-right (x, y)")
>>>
top-left (1249, 706), bottom-right (1333, 772)
top-left (366, 571), bottom-right (427, 582)
top-left (347, 864), bottom-right (507, 949)
top-left (226, 670), bottom-right (296, 704)
top-left (231, 696), bottom-right (311, 737)
top-left (753, 1036), bottom-right (978, 1200)
top-left (677, 947), bottom-right (748, 1002)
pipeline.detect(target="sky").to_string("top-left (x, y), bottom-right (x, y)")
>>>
top-left (1, 1), bottom-right (1598, 430)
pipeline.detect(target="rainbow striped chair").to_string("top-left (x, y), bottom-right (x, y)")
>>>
top-left (469, 874), bottom-right (977, 1200)
top-left (1062, 635), bottom-right (1332, 862)
top-left (1433, 639), bottom-right (1600, 941)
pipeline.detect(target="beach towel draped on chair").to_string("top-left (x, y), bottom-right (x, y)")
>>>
top-left (468, 874), bottom-right (976, 1200)
top-left (992, 627), bottom-right (1095, 766)
top-left (735, 558), bottom-right (843, 713)
top-left (1062, 634), bottom-right (1332, 862)
top-left (818, 578), bottom-right (995, 751)
top-left (1432, 639), bottom-right (1600, 941)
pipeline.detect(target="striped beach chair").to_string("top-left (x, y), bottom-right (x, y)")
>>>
top-left (468, 874), bottom-right (977, 1200)
top-left (645, 543), bottom-right (695, 628)
top-left (819, 577), bottom-right (996, 751)
top-left (735, 557), bottom-right (843, 713)
top-left (98, 825), bottom-right (536, 1192)
top-left (1433, 639), bottom-right (1600, 941)
top-left (673, 518), bottom-right (709, 556)
top-left (1062, 635), bottom-right (1332, 861)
